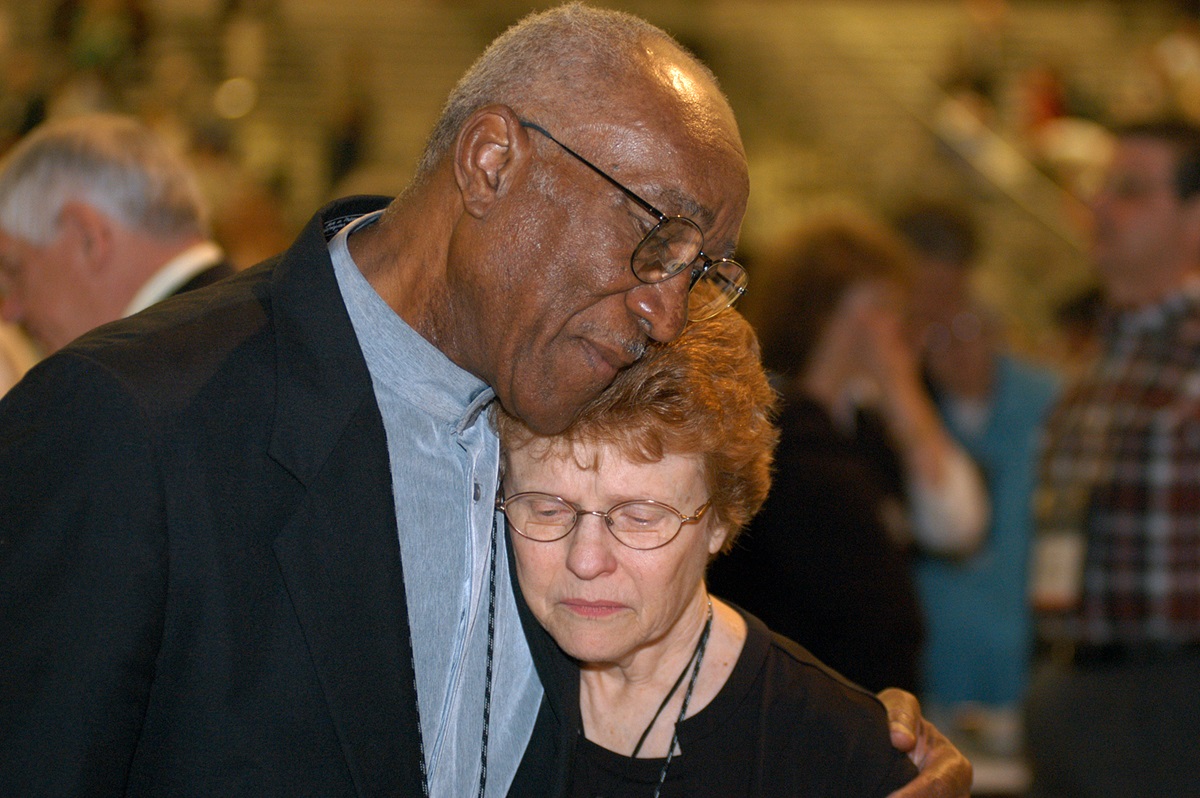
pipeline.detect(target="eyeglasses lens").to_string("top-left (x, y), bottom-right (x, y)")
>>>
top-left (607, 502), bottom-right (681, 547)
top-left (688, 259), bottom-right (748, 321)
top-left (631, 218), bottom-right (704, 283)
top-left (630, 218), bottom-right (747, 322)
top-left (506, 494), bottom-right (576, 540)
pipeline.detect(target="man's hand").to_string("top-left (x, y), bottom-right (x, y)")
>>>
top-left (878, 688), bottom-right (973, 798)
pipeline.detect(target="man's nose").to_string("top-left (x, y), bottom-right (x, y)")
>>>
top-left (626, 274), bottom-right (689, 343)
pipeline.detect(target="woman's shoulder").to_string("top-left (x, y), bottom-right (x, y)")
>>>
top-left (700, 606), bottom-right (919, 795)
top-left (743, 610), bottom-right (891, 718)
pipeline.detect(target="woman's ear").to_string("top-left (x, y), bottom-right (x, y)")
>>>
top-left (707, 520), bottom-right (731, 556)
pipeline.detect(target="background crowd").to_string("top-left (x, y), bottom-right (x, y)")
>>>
top-left (2, 1), bottom-right (1199, 797)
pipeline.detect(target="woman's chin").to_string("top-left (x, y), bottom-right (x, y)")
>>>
top-left (546, 619), bottom-right (634, 666)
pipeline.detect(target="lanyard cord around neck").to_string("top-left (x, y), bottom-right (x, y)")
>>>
top-left (637, 597), bottom-right (714, 798)
top-left (413, 515), bottom-right (499, 798)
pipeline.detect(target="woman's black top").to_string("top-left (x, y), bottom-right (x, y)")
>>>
top-left (567, 609), bottom-right (918, 798)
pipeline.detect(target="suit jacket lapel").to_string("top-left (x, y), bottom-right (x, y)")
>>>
top-left (267, 198), bottom-right (425, 796)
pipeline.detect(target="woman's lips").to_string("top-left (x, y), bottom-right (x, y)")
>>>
top-left (561, 599), bottom-right (626, 618)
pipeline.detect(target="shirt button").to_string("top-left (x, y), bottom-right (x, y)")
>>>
top-left (474, 482), bottom-right (481, 501)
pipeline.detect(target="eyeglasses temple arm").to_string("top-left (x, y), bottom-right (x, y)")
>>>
top-left (519, 120), bottom-right (667, 223)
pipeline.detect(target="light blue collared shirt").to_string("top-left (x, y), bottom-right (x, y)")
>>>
top-left (329, 212), bottom-right (541, 797)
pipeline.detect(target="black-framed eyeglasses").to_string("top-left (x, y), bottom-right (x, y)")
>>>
top-left (521, 121), bottom-right (747, 322)
top-left (497, 491), bottom-right (712, 551)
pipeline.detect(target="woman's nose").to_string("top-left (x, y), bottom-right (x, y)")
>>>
top-left (564, 514), bottom-right (619, 579)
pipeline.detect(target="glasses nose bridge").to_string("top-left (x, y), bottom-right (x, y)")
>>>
top-left (574, 508), bottom-right (612, 529)
top-left (568, 508), bottom-right (625, 548)
top-left (688, 254), bottom-right (713, 289)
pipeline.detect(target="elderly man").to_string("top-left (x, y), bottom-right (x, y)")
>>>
top-left (0, 113), bottom-right (234, 355)
top-left (1028, 120), bottom-right (1200, 796)
top-left (0, 5), bottom-right (967, 797)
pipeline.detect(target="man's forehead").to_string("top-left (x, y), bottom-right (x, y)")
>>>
top-left (588, 122), bottom-right (745, 221)
top-left (593, 57), bottom-right (744, 165)
top-left (1112, 137), bottom-right (1177, 170)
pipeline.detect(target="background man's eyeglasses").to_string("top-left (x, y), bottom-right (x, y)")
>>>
top-left (521, 121), bottom-right (747, 322)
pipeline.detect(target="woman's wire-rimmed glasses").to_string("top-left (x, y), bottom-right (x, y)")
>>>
top-left (497, 491), bottom-right (712, 550)
top-left (520, 121), bottom-right (747, 322)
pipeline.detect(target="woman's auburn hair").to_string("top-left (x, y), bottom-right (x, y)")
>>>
top-left (494, 308), bottom-right (779, 554)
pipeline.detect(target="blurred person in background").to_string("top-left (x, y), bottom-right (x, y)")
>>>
top-left (1027, 119), bottom-right (1200, 798)
top-left (896, 200), bottom-right (1061, 758)
top-left (187, 120), bottom-right (294, 270)
top-left (0, 112), bottom-right (233, 356)
top-left (710, 207), bottom-right (988, 695)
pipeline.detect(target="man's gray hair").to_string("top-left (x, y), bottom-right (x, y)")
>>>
top-left (0, 113), bottom-right (210, 245)
top-left (414, 2), bottom-right (719, 181)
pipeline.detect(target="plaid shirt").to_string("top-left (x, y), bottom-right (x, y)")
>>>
top-left (1036, 282), bottom-right (1200, 645)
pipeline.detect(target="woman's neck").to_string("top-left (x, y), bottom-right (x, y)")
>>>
top-left (578, 595), bottom-right (747, 758)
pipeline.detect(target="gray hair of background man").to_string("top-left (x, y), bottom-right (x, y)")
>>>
top-left (0, 113), bottom-right (209, 246)
top-left (414, 2), bottom-right (725, 182)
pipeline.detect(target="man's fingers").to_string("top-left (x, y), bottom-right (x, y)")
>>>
top-left (887, 719), bottom-right (974, 798)
top-left (876, 688), bottom-right (973, 798)
top-left (878, 687), bottom-right (920, 751)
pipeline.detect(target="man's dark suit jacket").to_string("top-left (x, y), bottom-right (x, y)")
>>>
top-left (0, 196), bottom-right (577, 796)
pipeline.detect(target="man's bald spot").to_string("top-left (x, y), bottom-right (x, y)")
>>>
top-left (531, 35), bottom-right (741, 152)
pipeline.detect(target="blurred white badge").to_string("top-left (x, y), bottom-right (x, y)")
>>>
top-left (1031, 531), bottom-right (1085, 612)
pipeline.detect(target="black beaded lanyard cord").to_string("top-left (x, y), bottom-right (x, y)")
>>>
top-left (629, 598), bottom-right (714, 798)
top-left (412, 516), bottom-right (499, 798)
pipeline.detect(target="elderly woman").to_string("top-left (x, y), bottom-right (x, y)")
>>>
top-left (494, 309), bottom-right (919, 797)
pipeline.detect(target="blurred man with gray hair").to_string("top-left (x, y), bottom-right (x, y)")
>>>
top-left (0, 113), bottom-right (233, 355)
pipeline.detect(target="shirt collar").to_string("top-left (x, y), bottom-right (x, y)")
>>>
top-left (1105, 275), bottom-right (1200, 338)
top-left (328, 211), bottom-right (495, 430)
top-left (123, 241), bottom-right (225, 317)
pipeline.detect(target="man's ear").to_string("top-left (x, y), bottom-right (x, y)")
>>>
top-left (453, 105), bottom-right (528, 219)
top-left (57, 201), bottom-right (114, 276)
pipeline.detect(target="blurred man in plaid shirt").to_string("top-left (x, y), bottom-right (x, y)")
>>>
top-left (1026, 120), bottom-right (1200, 798)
